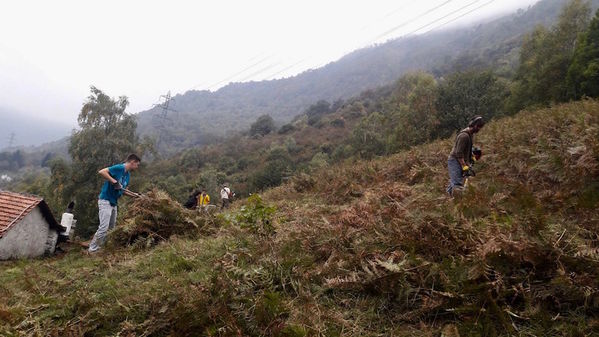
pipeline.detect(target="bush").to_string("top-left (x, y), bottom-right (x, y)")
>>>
top-left (436, 70), bottom-right (509, 138)
top-left (234, 194), bottom-right (275, 235)
top-left (291, 172), bottom-right (315, 192)
top-left (250, 114), bottom-right (275, 137)
top-left (330, 118), bottom-right (345, 128)
top-left (306, 100), bottom-right (331, 126)
top-left (278, 123), bottom-right (295, 134)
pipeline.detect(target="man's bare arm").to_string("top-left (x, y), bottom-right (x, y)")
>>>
top-left (98, 168), bottom-right (117, 184)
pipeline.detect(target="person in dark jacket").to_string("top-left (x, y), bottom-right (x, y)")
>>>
top-left (184, 190), bottom-right (201, 209)
top-left (446, 116), bottom-right (485, 197)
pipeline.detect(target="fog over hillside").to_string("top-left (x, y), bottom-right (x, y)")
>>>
top-left (136, 0), bottom-right (599, 154)
top-left (4, 0), bottom-right (598, 152)
top-left (0, 107), bottom-right (72, 150)
top-left (1, 0), bottom-right (541, 149)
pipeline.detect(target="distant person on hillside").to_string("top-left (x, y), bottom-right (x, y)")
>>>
top-left (184, 190), bottom-right (201, 209)
top-left (88, 154), bottom-right (141, 253)
top-left (197, 189), bottom-right (210, 212)
top-left (220, 184), bottom-right (231, 209)
top-left (446, 116), bottom-right (485, 197)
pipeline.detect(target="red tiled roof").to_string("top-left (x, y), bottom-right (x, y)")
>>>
top-left (0, 191), bottom-right (61, 238)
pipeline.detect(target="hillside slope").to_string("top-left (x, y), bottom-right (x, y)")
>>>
top-left (1, 100), bottom-right (598, 336)
top-left (136, 0), bottom-right (599, 153)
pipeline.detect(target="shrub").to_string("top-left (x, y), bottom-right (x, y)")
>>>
top-left (234, 194), bottom-right (276, 235)
top-left (278, 123), bottom-right (295, 134)
top-left (250, 114), bottom-right (276, 137)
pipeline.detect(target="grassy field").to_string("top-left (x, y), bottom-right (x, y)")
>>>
top-left (1, 100), bottom-right (598, 336)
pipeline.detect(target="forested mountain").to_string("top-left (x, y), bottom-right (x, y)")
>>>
top-left (136, 0), bottom-right (599, 153)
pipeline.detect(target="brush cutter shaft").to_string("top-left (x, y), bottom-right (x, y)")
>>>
top-left (123, 189), bottom-right (142, 198)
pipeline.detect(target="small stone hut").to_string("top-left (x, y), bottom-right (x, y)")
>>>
top-left (0, 191), bottom-right (64, 260)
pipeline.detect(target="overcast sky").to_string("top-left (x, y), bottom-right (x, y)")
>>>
top-left (0, 0), bottom-right (539, 127)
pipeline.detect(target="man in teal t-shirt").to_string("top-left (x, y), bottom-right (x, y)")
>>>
top-left (88, 154), bottom-right (141, 253)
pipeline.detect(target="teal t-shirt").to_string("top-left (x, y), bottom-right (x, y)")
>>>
top-left (98, 163), bottom-right (130, 206)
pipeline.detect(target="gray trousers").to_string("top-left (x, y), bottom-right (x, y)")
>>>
top-left (89, 199), bottom-right (117, 252)
top-left (446, 157), bottom-right (465, 196)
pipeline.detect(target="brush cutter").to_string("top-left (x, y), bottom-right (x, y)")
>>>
top-left (123, 189), bottom-right (146, 199)
top-left (463, 166), bottom-right (476, 178)
top-left (463, 147), bottom-right (482, 178)
top-left (461, 147), bottom-right (482, 189)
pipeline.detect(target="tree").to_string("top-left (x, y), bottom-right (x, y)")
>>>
top-left (250, 114), bottom-right (275, 137)
top-left (309, 152), bottom-right (329, 171)
top-left (509, 0), bottom-right (591, 111)
top-left (306, 100), bottom-right (331, 126)
top-left (47, 157), bottom-right (73, 214)
top-left (250, 146), bottom-right (292, 190)
top-left (350, 112), bottom-right (387, 158)
top-left (278, 123), bottom-right (295, 135)
top-left (386, 72), bottom-right (438, 151)
top-left (349, 72), bottom-right (439, 157)
top-left (567, 9), bottom-right (599, 99)
top-left (436, 71), bottom-right (509, 138)
top-left (179, 148), bottom-right (205, 170)
top-left (68, 86), bottom-right (140, 237)
top-left (41, 152), bottom-right (54, 168)
top-left (9, 150), bottom-right (25, 171)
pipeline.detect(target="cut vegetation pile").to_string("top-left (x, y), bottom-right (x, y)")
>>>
top-left (108, 189), bottom-right (210, 248)
top-left (0, 100), bottom-right (598, 336)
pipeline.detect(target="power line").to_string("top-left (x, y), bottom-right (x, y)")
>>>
top-left (359, 2), bottom-right (413, 32)
top-left (429, 0), bottom-right (496, 33)
top-left (230, 0), bottom-right (493, 86)
top-left (335, 0), bottom-right (491, 84)
top-left (186, 2), bottom-right (456, 93)
top-left (189, 54), bottom-right (270, 90)
top-left (407, 0), bottom-right (483, 36)
top-left (237, 62), bottom-right (282, 82)
top-left (193, 54), bottom-right (275, 91)
top-left (380, 2), bottom-right (414, 22)
top-left (369, 0), bottom-right (454, 44)
top-left (262, 59), bottom-right (308, 80)
top-left (238, 1), bottom-right (463, 83)
top-left (149, 0), bottom-right (500, 115)
top-left (284, 0), bottom-right (495, 81)
top-left (184, 1), bottom-right (469, 95)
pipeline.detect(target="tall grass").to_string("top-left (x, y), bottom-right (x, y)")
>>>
top-left (1, 100), bottom-right (598, 336)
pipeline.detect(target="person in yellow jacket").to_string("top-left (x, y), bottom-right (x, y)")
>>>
top-left (196, 189), bottom-right (210, 211)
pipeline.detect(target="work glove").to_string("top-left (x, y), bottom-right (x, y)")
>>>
top-left (462, 165), bottom-right (475, 177)
top-left (112, 181), bottom-right (123, 191)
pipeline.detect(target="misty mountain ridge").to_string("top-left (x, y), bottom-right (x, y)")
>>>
top-left (7, 0), bottom-right (599, 154)
top-left (0, 107), bottom-right (73, 150)
top-left (136, 0), bottom-right (599, 154)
